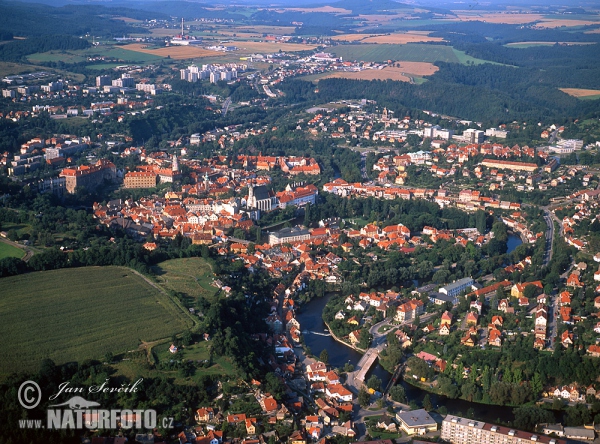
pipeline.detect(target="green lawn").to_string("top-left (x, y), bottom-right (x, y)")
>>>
top-left (152, 257), bottom-right (218, 303)
top-left (0, 241), bottom-right (24, 260)
top-left (0, 266), bottom-right (192, 376)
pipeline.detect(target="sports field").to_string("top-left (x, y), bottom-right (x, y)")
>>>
top-left (0, 241), bottom-right (24, 260)
top-left (0, 266), bottom-right (192, 375)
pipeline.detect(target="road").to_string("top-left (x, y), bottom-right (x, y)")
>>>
top-left (221, 97), bottom-right (232, 116)
top-left (346, 313), bottom-right (436, 393)
top-left (541, 207), bottom-right (556, 266)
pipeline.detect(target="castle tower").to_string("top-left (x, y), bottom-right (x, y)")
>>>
top-left (204, 171), bottom-right (209, 191)
top-left (172, 153), bottom-right (179, 172)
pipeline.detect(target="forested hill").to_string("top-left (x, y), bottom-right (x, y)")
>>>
top-left (281, 71), bottom-right (600, 124)
top-left (0, 1), bottom-right (166, 37)
top-left (0, 36), bottom-right (91, 62)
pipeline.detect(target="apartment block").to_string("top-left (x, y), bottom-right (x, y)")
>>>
top-left (441, 415), bottom-right (566, 444)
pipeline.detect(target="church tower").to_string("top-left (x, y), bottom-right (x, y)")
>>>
top-left (248, 183), bottom-right (255, 208)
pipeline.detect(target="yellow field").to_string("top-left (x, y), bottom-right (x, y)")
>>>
top-left (534, 18), bottom-right (600, 28)
top-left (121, 43), bottom-right (225, 60)
top-left (363, 34), bottom-right (444, 44)
top-left (585, 28), bottom-right (600, 34)
top-left (560, 88), bottom-right (600, 98)
top-left (281, 6), bottom-right (351, 13)
top-left (228, 25), bottom-right (297, 34)
top-left (452, 12), bottom-right (545, 24)
top-left (235, 41), bottom-right (318, 52)
top-left (506, 41), bottom-right (596, 46)
top-left (332, 31), bottom-right (444, 44)
top-left (315, 63), bottom-right (438, 82)
top-left (112, 16), bottom-right (143, 23)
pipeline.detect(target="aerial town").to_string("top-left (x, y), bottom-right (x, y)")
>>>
top-left (2, 1), bottom-right (600, 444)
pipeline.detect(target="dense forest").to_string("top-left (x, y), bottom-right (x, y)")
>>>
top-left (0, 35), bottom-right (91, 62)
top-left (280, 72), bottom-right (600, 124)
top-left (0, 2), bottom-right (160, 37)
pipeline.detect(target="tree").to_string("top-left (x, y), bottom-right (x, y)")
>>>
top-left (366, 375), bottom-right (382, 392)
top-left (422, 394), bottom-right (432, 411)
top-left (304, 203), bottom-right (311, 226)
top-left (256, 226), bottom-right (262, 244)
top-left (182, 330), bottom-right (193, 346)
top-left (358, 387), bottom-right (371, 407)
top-left (319, 349), bottom-right (329, 365)
top-left (512, 406), bottom-right (555, 432)
top-left (530, 373), bottom-right (543, 399)
top-left (6, 228), bottom-right (18, 241)
top-left (389, 385), bottom-right (406, 403)
top-left (265, 372), bottom-right (286, 402)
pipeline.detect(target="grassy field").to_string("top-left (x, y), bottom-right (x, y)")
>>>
top-left (27, 51), bottom-right (87, 64)
top-left (329, 43), bottom-right (472, 64)
top-left (0, 241), bottom-right (24, 260)
top-left (27, 45), bottom-right (163, 66)
top-left (0, 266), bottom-right (192, 376)
top-left (152, 257), bottom-right (218, 303)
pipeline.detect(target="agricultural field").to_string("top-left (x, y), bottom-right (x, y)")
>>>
top-left (332, 31), bottom-right (444, 44)
top-left (535, 16), bottom-right (600, 28)
top-left (281, 6), bottom-right (351, 14)
top-left (233, 41), bottom-right (318, 53)
top-left (0, 240), bottom-right (24, 260)
top-left (452, 12), bottom-right (546, 25)
top-left (328, 43), bottom-right (490, 65)
top-left (152, 257), bottom-right (218, 303)
top-left (301, 64), bottom-right (437, 83)
top-left (0, 266), bottom-right (192, 376)
top-left (121, 43), bottom-right (224, 60)
top-left (560, 88), bottom-right (600, 99)
top-left (27, 45), bottom-right (164, 66)
top-left (505, 41), bottom-right (596, 48)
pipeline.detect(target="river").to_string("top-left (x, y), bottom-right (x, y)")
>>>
top-left (296, 234), bottom-right (523, 424)
top-left (506, 233), bottom-right (523, 254)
